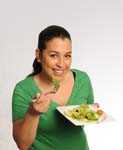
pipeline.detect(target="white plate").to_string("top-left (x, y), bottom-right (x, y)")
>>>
top-left (57, 105), bottom-right (113, 126)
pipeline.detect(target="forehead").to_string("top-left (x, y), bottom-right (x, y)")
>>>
top-left (45, 38), bottom-right (72, 53)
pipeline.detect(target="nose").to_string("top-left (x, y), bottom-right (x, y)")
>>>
top-left (56, 56), bottom-right (65, 68)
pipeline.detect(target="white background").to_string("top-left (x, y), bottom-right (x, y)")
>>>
top-left (0, 0), bottom-right (123, 149)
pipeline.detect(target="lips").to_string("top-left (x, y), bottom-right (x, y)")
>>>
top-left (53, 69), bottom-right (64, 75)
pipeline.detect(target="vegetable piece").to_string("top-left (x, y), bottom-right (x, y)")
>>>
top-left (86, 111), bottom-right (99, 120)
top-left (96, 109), bottom-right (104, 116)
top-left (52, 79), bottom-right (60, 92)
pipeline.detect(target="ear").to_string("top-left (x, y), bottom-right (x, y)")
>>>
top-left (35, 48), bottom-right (41, 63)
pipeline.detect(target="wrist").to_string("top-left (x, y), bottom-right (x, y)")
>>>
top-left (28, 103), bottom-right (43, 116)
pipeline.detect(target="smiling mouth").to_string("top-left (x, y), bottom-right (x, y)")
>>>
top-left (53, 69), bottom-right (64, 75)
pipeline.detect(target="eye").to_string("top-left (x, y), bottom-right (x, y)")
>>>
top-left (49, 54), bottom-right (58, 58)
top-left (65, 55), bottom-right (71, 58)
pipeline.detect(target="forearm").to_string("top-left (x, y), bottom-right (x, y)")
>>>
top-left (13, 91), bottom-right (51, 149)
top-left (13, 111), bottom-right (40, 149)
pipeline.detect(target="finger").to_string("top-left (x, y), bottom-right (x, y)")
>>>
top-left (33, 91), bottom-right (55, 104)
top-left (36, 97), bottom-right (51, 105)
top-left (37, 93), bottom-right (53, 104)
top-left (44, 90), bottom-right (56, 96)
top-left (38, 91), bottom-right (55, 103)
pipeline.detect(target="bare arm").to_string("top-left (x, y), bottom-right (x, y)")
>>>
top-left (13, 92), bottom-right (54, 150)
top-left (13, 112), bottom-right (40, 150)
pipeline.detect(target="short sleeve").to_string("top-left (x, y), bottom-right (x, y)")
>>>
top-left (12, 83), bottom-right (30, 121)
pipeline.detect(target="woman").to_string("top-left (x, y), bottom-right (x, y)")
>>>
top-left (12, 25), bottom-right (94, 150)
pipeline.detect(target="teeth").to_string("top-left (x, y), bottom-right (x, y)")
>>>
top-left (54, 70), bottom-right (64, 75)
top-left (55, 70), bottom-right (63, 72)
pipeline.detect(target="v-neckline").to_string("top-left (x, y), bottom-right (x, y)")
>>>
top-left (29, 69), bottom-right (77, 106)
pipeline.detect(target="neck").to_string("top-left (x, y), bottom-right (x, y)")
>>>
top-left (34, 70), bottom-right (73, 93)
top-left (35, 70), bottom-right (72, 89)
top-left (38, 72), bottom-right (53, 86)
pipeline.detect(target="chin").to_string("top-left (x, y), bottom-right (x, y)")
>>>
top-left (52, 75), bottom-right (63, 81)
top-left (53, 73), bottom-right (68, 81)
top-left (49, 69), bottom-right (70, 80)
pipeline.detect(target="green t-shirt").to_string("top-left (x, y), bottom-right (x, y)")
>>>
top-left (12, 69), bottom-right (94, 150)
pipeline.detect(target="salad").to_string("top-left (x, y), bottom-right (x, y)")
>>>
top-left (64, 104), bottom-right (105, 122)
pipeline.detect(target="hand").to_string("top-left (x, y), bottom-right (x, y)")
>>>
top-left (92, 103), bottom-right (100, 111)
top-left (29, 91), bottom-right (55, 115)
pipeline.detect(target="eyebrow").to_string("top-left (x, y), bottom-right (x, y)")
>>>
top-left (49, 50), bottom-right (72, 54)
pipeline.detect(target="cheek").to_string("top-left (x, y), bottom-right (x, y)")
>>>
top-left (66, 59), bottom-right (72, 66)
top-left (43, 58), bottom-right (55, 68)
top-left (64, 60), bottom-right (71, 69)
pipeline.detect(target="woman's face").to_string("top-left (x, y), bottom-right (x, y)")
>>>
top-left (40, 37), bottom-right (72, 81)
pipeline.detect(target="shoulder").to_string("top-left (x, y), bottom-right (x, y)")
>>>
top-left (13, 75), bottom-right (33, 92)
top-left (72, 68), bottom-right (91, 82)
